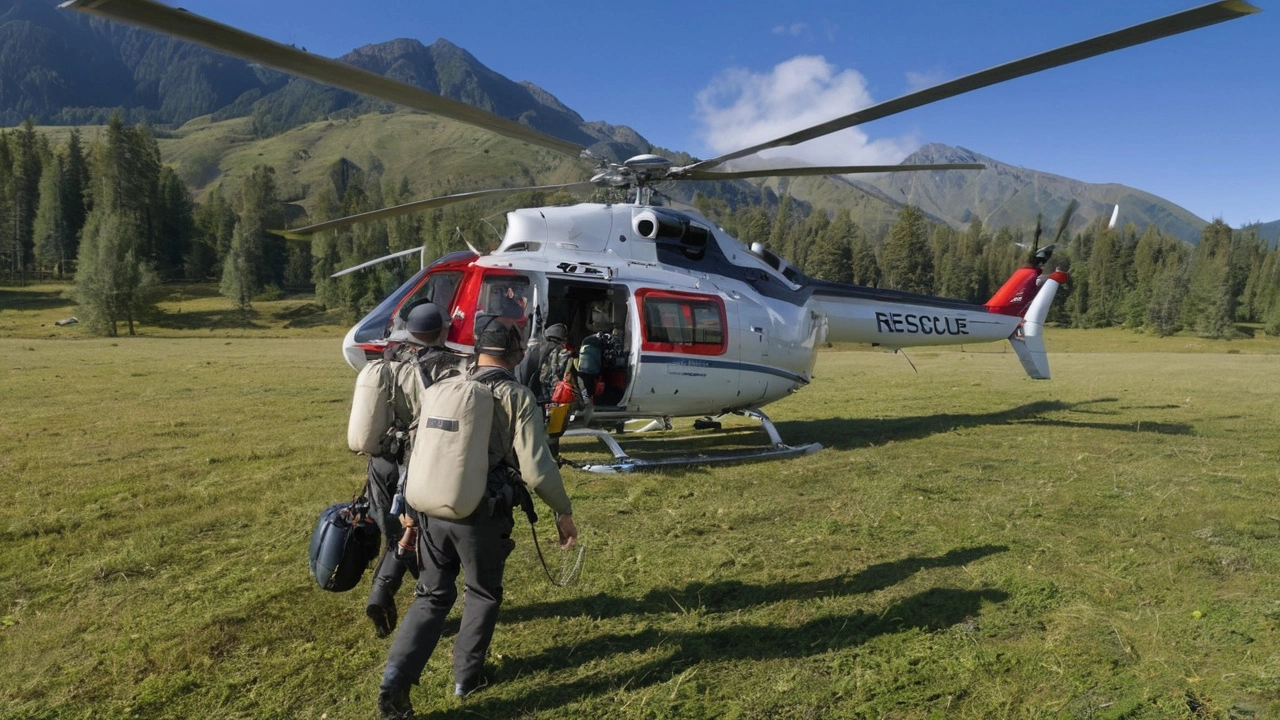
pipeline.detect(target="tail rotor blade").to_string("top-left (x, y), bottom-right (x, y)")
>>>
top-left (1053, 200), bottom-right (1079, 245)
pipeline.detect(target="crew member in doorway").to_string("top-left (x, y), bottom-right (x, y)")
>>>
top-left (577, 306), bottom-right (623, 406)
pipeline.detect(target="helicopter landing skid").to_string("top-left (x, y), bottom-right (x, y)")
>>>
top-left (563, 409), bottom-right (821, 473)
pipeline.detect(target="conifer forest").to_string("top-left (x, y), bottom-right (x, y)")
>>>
top-left (3, 117), bottom-right (1277, 339)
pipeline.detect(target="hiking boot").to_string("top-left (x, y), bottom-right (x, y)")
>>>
top-left (454, 668), bottom-right (494, 698)
top-left (366, 596), bottom-right (397, 639)
top-left (377, 684), bottom-right (414, 720)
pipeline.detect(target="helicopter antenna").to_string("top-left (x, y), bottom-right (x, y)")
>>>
top-left (456, 227), bottom-right (482, 256)
top-left (894, 348), bottom-right (919, 375)
top-left (479, 213), bottom-right (504, 245)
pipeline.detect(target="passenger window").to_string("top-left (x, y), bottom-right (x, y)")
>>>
top-left (638, 290), bottom-right (726, 356)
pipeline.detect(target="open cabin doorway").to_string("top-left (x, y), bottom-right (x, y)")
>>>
top-left (540, 278), bottom-right (633, 410)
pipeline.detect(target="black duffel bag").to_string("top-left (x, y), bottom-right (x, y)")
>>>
top-left (308, 497), bottom-right (381, 592)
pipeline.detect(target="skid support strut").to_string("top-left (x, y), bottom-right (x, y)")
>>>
top-left (562, 409), bottom-right (821, 473)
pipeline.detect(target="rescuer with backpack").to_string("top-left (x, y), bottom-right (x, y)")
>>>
top-left (359, 302), bottom-right (458, 639)
top-left (377, 316), bottom-right (578, 718)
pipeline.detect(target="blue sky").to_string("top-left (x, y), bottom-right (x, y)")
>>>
top-left (161, 0), bottom-right (1276, 226)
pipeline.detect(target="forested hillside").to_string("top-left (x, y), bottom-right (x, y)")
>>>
top-left (4, 116), bottom-right (1279, 342)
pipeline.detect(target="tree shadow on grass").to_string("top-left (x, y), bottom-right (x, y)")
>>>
top-left (502, 545), bottom-right (1008, 624)
top-left (0, 287), bottom-right (72, 312)
top-left (146, 307), bottom-right (266, 330)
top-left (438, 586), bottom-right (1008, 719)
top-left (777, 397), bottom-right (1193, 451)
top-left (272, 303), bottom-right (346, 329)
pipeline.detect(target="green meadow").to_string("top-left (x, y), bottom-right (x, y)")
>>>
top-left (2, 283), bottom-right (1279, 719)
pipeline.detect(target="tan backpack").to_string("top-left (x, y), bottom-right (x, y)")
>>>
top-left (346, 358), bottom-right (422, 456)
top-left (404, 375), bottom-right (497, 519)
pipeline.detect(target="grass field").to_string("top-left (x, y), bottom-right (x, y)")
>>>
top-left (3, 284), bottom-right (1280, 719)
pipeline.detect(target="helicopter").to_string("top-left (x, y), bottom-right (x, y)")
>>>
top-left (64, 0), bottom-right (1259, 471)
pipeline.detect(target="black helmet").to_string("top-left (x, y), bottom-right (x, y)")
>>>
top-left (474, 316), bottom-right (524, 359)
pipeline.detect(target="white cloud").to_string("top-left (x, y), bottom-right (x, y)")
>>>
top-left (905, 68), bottom-right (948, 92)
top-left (771, 22), bottom-right (807, 37)
top-left (695, 55), bottom-right (918, 168)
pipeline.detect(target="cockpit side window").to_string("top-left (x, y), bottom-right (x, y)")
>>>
top-left (479, 275), bottom-right (531, 320)
top-left (389, 271), bottom-right (463, 336)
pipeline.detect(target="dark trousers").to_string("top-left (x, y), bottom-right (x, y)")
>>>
top-left (366, 457), bottom-right (412, 606)
top-left (382, 501), bottom-right (516, 690)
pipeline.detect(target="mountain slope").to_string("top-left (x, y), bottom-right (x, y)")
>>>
top-left (0, 0), bottom-right (279, 125)
top-left (850, 144), bottom-right (1209, 243)
top-left (0, 0), bottom-right (648, 155)
top-left (1245, 220), bottom-right (1280, 246)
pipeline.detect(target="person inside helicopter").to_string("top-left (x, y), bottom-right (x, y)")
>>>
top-left (577, 304), bottom-right (625, 407)
top-left (488, 281), bottom-right (528, 320)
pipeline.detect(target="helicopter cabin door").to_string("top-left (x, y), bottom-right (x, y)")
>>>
top-left (628, 289), bottom-right (735, 417)
top-left (542, 278), bottom-right (634, 409)
top-left (734, 292), bottom-right (771, 405)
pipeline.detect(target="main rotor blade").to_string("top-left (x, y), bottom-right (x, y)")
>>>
top-left (684, 1), bottom-right (1258, 173)
top-left (60, 0), bottom-right (586, 159)
top-left (331, 246), bottom-right (424, 278)
top-left (271, 181), bottom-right (598, 239)
top-left (676, 163), bottom-right (984, 181)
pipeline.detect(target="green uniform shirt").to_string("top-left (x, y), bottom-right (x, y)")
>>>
top-left (475, 366), bottom-right (573, 516)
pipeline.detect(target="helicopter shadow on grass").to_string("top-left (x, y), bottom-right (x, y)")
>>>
top-left (562, 399), bottom-right (1192, 470)
top-left (775, 397), bottom-right (1193, 452)
top-left (442, 583), bottom-right (1009, 719)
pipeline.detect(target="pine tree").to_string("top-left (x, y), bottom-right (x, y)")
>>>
top-left (188, 188), bottom-right (236, 279)
top-left (73, 206), bottom-right (159, 336)
top-left (11, 119), bottom-right (43, 282)
top-left (220, 165), bottom-right (284, 309)
top-left (32, 155), bottom-right (70, 277)
top-left (221, 221), bottom-right (256, 311)
top-left (1146, 252), bottom-right (1190, 337)
top-left (0, 132), bottom-right (16, 280)
top-left (805, 209), bottom-right (857, 283)
top-left (62, 129), bottom-right (90, 248)
top-left (1182, 220), bottom-right (1236, 338)
top-left (849, 234), bottom-right (881, 288)
top-left (1084, 225), bottom-right (1129, 327)
top-left (881, 205), bottom-right (933, 294)
top-left (72, 115), bottom-right (161, 335)
top-left (157, 167), bottom-right (195, 277)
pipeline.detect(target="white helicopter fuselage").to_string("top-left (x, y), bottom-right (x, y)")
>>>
top-left (343, 202), bottom-right (1062, 425)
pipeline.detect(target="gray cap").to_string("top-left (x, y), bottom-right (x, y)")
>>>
top-left (544, 323), bottom-right (568, 343)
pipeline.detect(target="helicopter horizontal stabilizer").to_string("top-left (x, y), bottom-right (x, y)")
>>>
top-left (1009, 332), bottom-right (1050, 380)
top-left (1005, 270), bottom-right (1068, 380)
